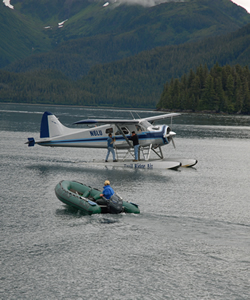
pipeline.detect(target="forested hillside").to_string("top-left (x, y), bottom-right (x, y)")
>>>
top-left (0, 23), bottom-right (250, 110)
top-left (1, 0), bottom-right (250, 112)
top-left (0, 69), bottom-right (90, 106)
top-left (0, 3), bottom-right (52, 66)
top-left (157, 64), bottom-right (250, 114)
top-left (75, 23), bottom-right (250, 107)
top-left (2, 0), bottom-right (250, 77)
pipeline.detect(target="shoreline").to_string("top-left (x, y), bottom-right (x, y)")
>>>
top-left (1, 102), bottom-right (250, 115)
top-left (0, 101), bottom-right (155, 112)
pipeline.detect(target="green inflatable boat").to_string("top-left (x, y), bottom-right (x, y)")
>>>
top-left (55, 180), bottom-right (140, 215)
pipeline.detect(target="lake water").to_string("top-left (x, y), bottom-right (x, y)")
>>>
top-left (1, 103), bottom-right (250, 300)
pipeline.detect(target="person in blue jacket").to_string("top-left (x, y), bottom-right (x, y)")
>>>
top-left (99, 180), bottom-right (123, 214)
top-left (105, 133), bottom-right (117, 162)
top-left (100, 180), bottom-right (115, 199)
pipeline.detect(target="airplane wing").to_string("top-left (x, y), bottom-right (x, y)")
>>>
top-left (74, 113), bottom-right (180, 125)
top-left (73, 119), bottom-right (139, 125)
top-left (144, 112), bottom-right (181, 123)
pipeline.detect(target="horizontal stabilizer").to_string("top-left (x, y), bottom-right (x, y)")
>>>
top-left (27, 137), bottom-right (35, 147)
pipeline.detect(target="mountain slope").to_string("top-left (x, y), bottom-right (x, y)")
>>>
top-left (76, 22), bottom-right (250, 107)
top-left (1, 23), bottom-right (250, 108)
top-left (0, 3), bottom-right (52, 67)
top-left (3, 0), bottom-right (250, 75)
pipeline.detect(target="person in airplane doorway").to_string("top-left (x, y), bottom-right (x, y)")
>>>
top-left (105, 133), bottom-right (117, 162)
top-left (128, 131), bottom-right (140, 162)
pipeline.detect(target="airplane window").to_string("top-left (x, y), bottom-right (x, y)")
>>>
top-left (136, 125), bottom-right (143, 132)
top-left (115, 127), bottom-right (129, 135)
top-left (105, 128), bottom-right (113, 134)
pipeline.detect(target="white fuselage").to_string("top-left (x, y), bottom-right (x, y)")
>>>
top-left (36, 114), bottom-right (171, 149)
top-left (27, 111), bottom-right (198, 168)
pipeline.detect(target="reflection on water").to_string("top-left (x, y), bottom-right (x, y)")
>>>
top-left (175, 124), bottom-right (250, 139)
top-left (1, 103), bottom-right (250, 300)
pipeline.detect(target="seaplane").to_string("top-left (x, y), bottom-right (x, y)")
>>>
top-left (26, 111), bottom-right (197, 170)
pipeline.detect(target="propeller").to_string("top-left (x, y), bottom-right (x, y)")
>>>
top-left (164, 128), bottom-right (176, 149)
top-left (171, 135), bottom-right (176, 149)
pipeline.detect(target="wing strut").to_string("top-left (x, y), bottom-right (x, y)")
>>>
top-left (151, 145), bottom-right (164, 159)
top-left (115, 124), bottom-right (133, 148)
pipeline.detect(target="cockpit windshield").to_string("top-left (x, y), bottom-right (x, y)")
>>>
top-left (139, 120), bottom-right (151, 131)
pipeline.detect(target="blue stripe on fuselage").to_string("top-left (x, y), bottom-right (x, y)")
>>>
top-left (39, 127), bottom-right (168, 146)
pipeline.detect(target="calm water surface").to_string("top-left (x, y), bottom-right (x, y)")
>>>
top-left (1, 103), bottom-right (250, 300)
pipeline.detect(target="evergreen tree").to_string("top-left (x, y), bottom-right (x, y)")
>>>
top-left (201, 74), bottom-right (216, 110)
top-left (157, 63), bottom-right (250, 114)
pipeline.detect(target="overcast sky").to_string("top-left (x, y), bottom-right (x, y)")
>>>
top-left (111, 0), bottom-right (250, 12)
top-left (110, 0), bottom-right (250, 12)
top-left (3, 0), bottom-right (250, 13)
top-left (111, 0), bottom-right (250, 11)
top-left (231, 0), bottom-right (250, 13)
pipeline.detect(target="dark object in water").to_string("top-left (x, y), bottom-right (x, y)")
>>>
top-left (55, 180), bottom-right (140, 215)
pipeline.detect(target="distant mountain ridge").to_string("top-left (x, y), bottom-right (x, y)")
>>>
top-left (1, 23), bottom-right (250, 109)
top-left (1, 0), bottom-right (250, 76)
top-left (77, 22), bottom-right (250, 107)
top-left (1, 0), bottom-right (250, 110)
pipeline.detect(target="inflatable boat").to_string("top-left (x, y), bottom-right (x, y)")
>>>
top-left (55, 180), bottom-right (140, 215)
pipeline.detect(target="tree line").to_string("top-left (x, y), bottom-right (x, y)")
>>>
top-left (157, 63), bottom-right (250, 114)
top-left (1, 23), bottom-right (250, 109)
top-left (1, 63), bottom-right (250, 113)
top-left (0, 69), bottom-right (149, 108)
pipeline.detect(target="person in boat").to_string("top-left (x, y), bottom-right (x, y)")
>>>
top-left (128, 131), bottom-right (140, 162)
top-left (100, 180), bottom-right (114, 199)
top-left (105, 133), bottom-right (117, 162)
top-left (100, 180), bottom-right (123, 214)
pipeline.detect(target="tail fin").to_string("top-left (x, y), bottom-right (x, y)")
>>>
top-left (40, 111), bottom-right (69, 138)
